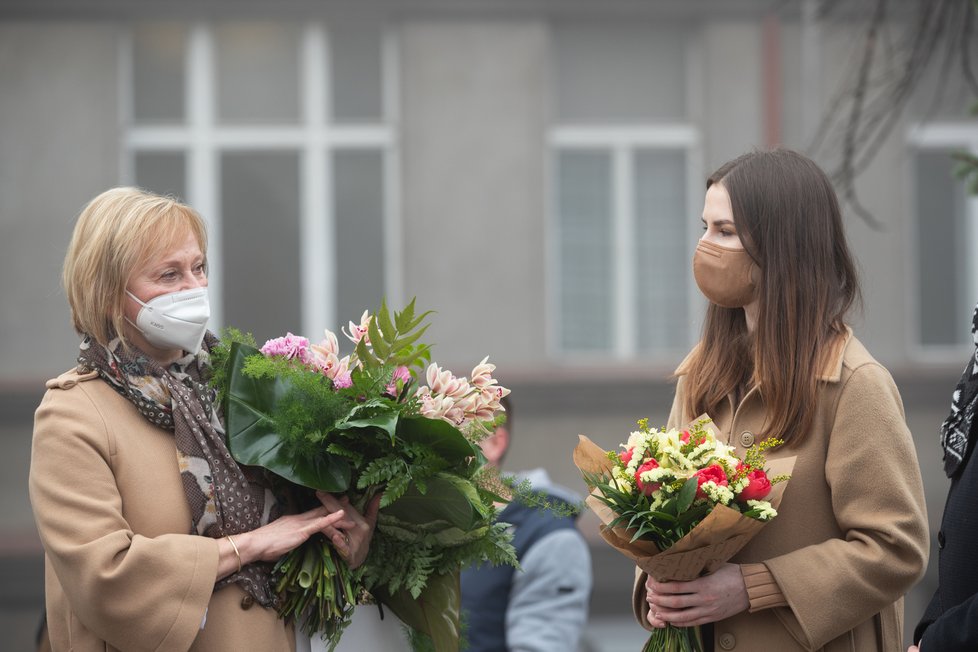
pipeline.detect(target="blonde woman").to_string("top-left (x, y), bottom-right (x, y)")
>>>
top-left (635, 150), bottom-right (928, 651)
top-left (30, 188), bottom-right (378, 651)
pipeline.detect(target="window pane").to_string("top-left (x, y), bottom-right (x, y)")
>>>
top-left (634, 149), bottom-right (689, 353)
top-left (214, 22), bottom-right (300, 124)
top-left (553, 22), bottom-right (687, 124)
top-left (221, 152), bottom-right (301, 343)
top-left (557, 150), bottom-right (613, 352)
top-left (334, 149), bottom-right (385, 323)
top-left (132, 23), bottom-right (185, 123)
top-left (330, 21), bottom-right (383, 122)
top-left (915, 150), bottom-right (969, 346)
top-left (134, 151), bottom-right (186, 201)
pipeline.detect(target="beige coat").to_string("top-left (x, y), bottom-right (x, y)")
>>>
top-left (29, 368), bottom-right (295, 652)
top-left (633, 332), bottom-right (928, 651)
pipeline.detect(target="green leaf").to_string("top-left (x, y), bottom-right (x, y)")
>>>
top-left (390, 324), bottom-right (430, 353)
top-left (373, 569), bottom-right (461, 652)
top-left (224, 342), bottom-right (351, 492)
top-left (368, 318), bottom-right (390, 360)
top-left (336, 409), bottom-right (400, 445)
top-left (377, 299), bottom-right (396, 347)
top-left (397, 416), bottom-right (477, 465)
top-left (394, 297), bottom-right (417, 332)
top-left (383, 473), bottom-right (478, 530)
top-left (355, 337), bottom-right (378, 369)
top-left (675, 477), bottom-right (698, 513)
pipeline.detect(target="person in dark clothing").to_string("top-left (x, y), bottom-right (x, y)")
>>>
top-left (460, 398), bottom-right (592, 651)
top-left (912, 302), bottom-right (978, 652)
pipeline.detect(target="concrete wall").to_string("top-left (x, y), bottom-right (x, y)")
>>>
top-left (399, 20), bottom-right (549, 372)
top-left (0, 23), bottom-right (121, 382)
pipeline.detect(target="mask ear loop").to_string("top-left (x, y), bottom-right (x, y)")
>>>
top-left (123, 291), bottom-right (153, 339)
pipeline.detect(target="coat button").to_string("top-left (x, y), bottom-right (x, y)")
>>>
top-left (719, 632), bottom-right (736, 650)
top-left (739, 431), bottom-right (755, 447)
top-left (938, 530), bottom-right (945, 549)
top-left (241, 595), bottom-right (254, 610)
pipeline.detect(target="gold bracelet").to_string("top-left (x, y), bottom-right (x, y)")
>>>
top-left (225, 535), bottom-right (242, 574)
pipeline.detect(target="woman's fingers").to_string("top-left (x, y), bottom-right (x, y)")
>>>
top-left (313, 492), bottom-right (381, 569)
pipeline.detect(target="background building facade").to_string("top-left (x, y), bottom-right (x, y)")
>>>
top-left (1, 0), bottom-right (973, 648)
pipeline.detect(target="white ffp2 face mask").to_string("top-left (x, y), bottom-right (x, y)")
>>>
top-left (126, 287), bottom-right (210, 354)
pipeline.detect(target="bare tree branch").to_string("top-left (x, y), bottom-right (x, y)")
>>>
top-left (809, 0), bottom-right (975, 226)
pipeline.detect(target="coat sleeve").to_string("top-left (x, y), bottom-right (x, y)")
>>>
top-left (505, 529), bottom-right (592, 651)
top-left (29, 384), bottom-right (220, 652)
top-left (918, 592), bottom-right (978, 651)
top-left (763, 362), bottom-right (929, 649)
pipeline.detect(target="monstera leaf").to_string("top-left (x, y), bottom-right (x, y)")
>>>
top-left (223, 342), bottom-right (351, 492)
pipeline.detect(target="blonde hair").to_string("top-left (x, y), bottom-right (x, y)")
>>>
top-left (62, 187), bottom-right (208, 347)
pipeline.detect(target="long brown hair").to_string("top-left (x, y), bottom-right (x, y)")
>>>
top-left (682, 149), bottom-right (860, 444)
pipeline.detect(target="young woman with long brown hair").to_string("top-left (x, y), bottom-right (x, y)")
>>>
top-left (634, 149), bottom-right (928, 651)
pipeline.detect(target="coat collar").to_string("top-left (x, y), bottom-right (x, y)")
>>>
top-left (674, 326), bottom-right (853, 385)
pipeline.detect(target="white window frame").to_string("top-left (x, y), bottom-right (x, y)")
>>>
top-left (545, 32), bottom-right (704, 363)
top-left (906, 122), bottom-right (978, 361)
top-left (119, 21), bottom-right (402, 336)
top-left (547, 127), bottom-right (702, 361)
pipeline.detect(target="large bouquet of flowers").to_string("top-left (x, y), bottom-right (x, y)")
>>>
top-left (573, 416), bottom-right (793, 652)
top-left (210, 300), bottom-right (517, 651)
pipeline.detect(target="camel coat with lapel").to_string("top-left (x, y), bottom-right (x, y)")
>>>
top-left (633, 332), bottom-right (928, 651)
top-left (29, 368), bottom-right (295, 652)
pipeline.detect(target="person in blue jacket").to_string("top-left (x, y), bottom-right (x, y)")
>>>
top-left (912, 302), bottom-right (978, 652)
top-left (461, 397), bottom-right (593, 651)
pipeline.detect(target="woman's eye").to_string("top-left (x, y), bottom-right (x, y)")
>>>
top-left (161, 270), bottom-right (178, 280)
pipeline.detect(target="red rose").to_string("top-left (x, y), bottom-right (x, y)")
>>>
top-left (737, 468), bottom-right (772, 502)
top-left (634, 459), bottom-right (661, 495)
top-left (694, 464), bottom-right (728, 499)
top-left (619, 448), bottom-right (634, 465)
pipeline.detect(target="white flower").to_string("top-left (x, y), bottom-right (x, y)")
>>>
top-left (701, 481), bottom-right (735, 505)
top-left (626, 430), bottom-right (645, 449)
top-left (731, 476), bottom-right (750, 494)
top-left (611, 476), bottom-right (633, 494)
top-left (746, 500), bottom-right (778, 521)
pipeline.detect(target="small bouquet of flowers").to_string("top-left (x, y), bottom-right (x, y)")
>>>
top-left (210, 300), bottom-right (517, 652)
top-left (573, 416), bottom-right (793, 652)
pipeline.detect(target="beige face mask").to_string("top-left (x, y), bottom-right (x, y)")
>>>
top-left (692, 239), bottom-right (758, 308)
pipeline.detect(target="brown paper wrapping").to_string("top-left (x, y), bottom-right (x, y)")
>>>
top-left (574, 420), bottom-right (795, 582)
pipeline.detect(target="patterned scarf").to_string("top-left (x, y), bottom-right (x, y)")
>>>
top-left (77, 333), bottom-right (280, 607)
top-left (940, 302), bottom-right (978, 477)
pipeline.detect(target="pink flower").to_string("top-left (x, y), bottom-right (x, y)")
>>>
top-left (634, 459), bottom-right (661, 496)
top-left (314, 330), bottom-right (340, 357)
top-left (736, 465), bottom-right (772, 502)
top-left (342, 310), bottom-right (374, 345)
top-left (694, 464), bottom-right (728, 499)
top-left (619, 448), bottom-right (634, 465)
top-left (425, 363), bottom-right (470, 399)
top-left (385, 366), bottom-right (412, 396)
top-left (260, 333), bottom-right (311, 364)
top-left (332, 371), bottom-right (352, 389)
top-left (470, 357), bottom-right (496, 390)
